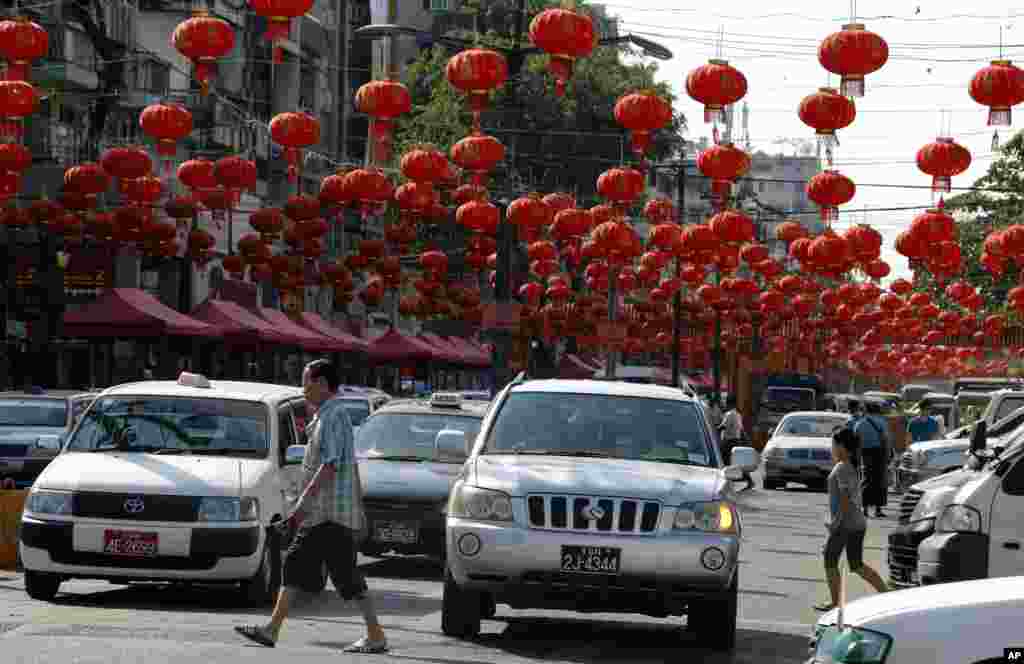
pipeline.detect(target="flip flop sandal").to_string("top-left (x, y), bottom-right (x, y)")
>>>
top-left (343, 637), bottom-right (389, 654)
top-left (813, 603), bottom-right (837, 612)
top-left (234, 625), bottom-right (276, 648)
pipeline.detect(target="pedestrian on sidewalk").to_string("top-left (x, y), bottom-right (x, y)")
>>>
top-left (234, 359), bottom-right (388, 653)
top-left (907, 408), bottom-right (940, 443)
top-left (720, 396), bottom-right (754, 491)
top-left (855, 401), bottom-right (890, 518)
top-left (814, 427), bottom-right (888, 612)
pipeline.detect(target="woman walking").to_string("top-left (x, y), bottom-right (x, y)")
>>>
top-left (815, 427), bottom-right (888, 612)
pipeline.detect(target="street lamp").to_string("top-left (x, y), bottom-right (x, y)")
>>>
top-left (355, 9), bottom-right (671, 388)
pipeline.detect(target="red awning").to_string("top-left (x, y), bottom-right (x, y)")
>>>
top-left (442, 336), bottom-right (490, 367)
top-left (368, 328), bottom-right (439, 363)
top-left (192, 299), bottom-right (287, 346)
top-left (418, 333), bottom-right (473, 365)
top-left (298, 312), bottom-right (368, 353)
top-left (63, 288), bottom-right (218, 338)
top-left (253, 307), bottom-right (340, 352)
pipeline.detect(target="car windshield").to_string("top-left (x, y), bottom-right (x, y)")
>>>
top-left (0, 398), bottom-right (67, 427)
top-left (356, 412), bottom-right (482, 461)
top-left (341, 401), bottom-right (371, 426)
top-left (66, 396), bottom-right (270, 457)
top-left (483, 392), bottom-right (714, 466)
top-left (777, 415), bottom-right (848, 437)
top-left (762, 388), bottom-right (816, 412)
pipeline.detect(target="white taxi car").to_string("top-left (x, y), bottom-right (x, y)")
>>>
top-left (19, 373), bottom-right (305, 604)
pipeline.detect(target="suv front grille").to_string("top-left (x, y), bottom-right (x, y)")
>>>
top-left (526, 495), bottom-right (660, 533)
top-left (73, 492), bottom-right (199, 522)
top-left (898, 488), bottom-right (924, 525)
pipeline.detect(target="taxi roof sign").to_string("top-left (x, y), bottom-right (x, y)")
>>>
top-left (430, 392), bottom-right (463, 408)
top-left (178, 372), bottom-right (212, 389)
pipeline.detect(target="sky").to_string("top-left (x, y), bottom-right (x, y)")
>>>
top-left (607, 0), bottom-right (1023, 282)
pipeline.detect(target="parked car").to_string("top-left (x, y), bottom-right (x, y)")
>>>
top-left (19, 373), bottom-right (305, 604)
top-left (357, 392), bottom-right (488, 559)
top-left (761, 411), bottom-right (850, 491)
top-left (441, 377), bottom-right (759, 651)
top-left (0, 390), bottom-right (98, 489)
top-left (809, 575), bottom-right (1024, 663)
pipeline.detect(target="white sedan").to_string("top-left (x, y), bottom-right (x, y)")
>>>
top-left (761, 411), bottom-right (850, 491)
top-left (809, 575), bottom-right (1024, 663)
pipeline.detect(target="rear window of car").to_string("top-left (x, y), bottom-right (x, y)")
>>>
top-left (483, 392), bottom-right (714, 466)
top-left (777, 415), bottom-right (848, 437)
top-left (0, 398), bottom-right (67, 427)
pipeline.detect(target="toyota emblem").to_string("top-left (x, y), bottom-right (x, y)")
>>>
top-left (123, 496), bottom-right (145, 514)
top-left (582, 504), bottom-right (605, 521)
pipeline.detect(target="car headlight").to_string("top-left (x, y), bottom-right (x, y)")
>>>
top-left (198, 497), bottom-right (259, 522)
top-left (448, 485), bottom-right (513, 522)
top-left (810, 624), bottom-right (892, 663)
top-left (673, 500), bottom-right (738, 534)
top-left (909, 488), bottom-right (952, 523)
top-left (936, 503), bottom-right (981, 533)
top-left (25, 490), bottom-right (73, 515)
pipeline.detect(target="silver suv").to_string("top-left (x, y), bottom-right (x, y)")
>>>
top-left (439, 378), bottom-right (759, 651)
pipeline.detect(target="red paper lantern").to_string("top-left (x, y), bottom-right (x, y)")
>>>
top-left (0, 17), bottom-right (48, 82)
top-left (0, 141), bottom-right (31, 174)
top-left (507, 194), bottom-right (554, 232)
top-left (355, 77), bottom-right (411, 164)
top-left (697, 143), bottom-right (751, 204)
top-left (0, 79), bottom-right (36, 137)
top-left (613, 91), bottom-right (673, 157)
top-left (817, 23), bottom-right (889, 98)
top-left (916, 137), bottom-right (971, 193)
top-left (528, 7), bottom-right (597, 97)
top-left (400, 146), bottom-right (448, 184)
top-left (456, 199), bottom-right (500, 235)
top-left (250, 208), bottom-right (284, 239)
top-left (969, 60), bottom-right (1024, 126)
top-left (343, 168), bottom-right (393, 216)
top-left (550, 207), bottom-right (594, 239)
top-left (283, 194), bottom-right (320, 221)
top-left (798, 87), bottom-right (856, 148)
top-left (64, 163), bottom-right (108, 197)
top-left (445, 48), bottom-right (508, 126)
top-left (177, 157), bottom-right (216, 190)
top-left (596, 167), bottom-right (645, 204)
top-left (214, 155), bottom-right (257, 195)
top-left (776, 220), bottom-right (807, 242)
top-left (122, 175), bottom-right (163, 205)
top-left (910, 207), bottom-right (956, 244)
top-left (709, 209), bottom-right (754, 245)
top-left (319, 170), bottom-right (352, 208)
top-left (140, 102), bottom-right (193, 158)
top-left (686, 59), bottom-right (748, 123)
top-left (450, 133), bottom-right (505, 184)
top-left (172, 10), bottom-right (235, 96)
top-left (394, 181), bottom-right (434, 213)
top-left (249, 0), bottom-right (315, 64)
top-left (644, 198), bottom-right (676, 223)
top-left (100, 146), bottom-right (152, 181)
top-left (269, 111), bottom-right (320, 181)
top-left (806, 170), bottom-right (855, 222)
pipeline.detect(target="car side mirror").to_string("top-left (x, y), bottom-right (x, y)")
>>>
top-left (728, 446), bottom-right (760, 473)
top-left (284, 444), bottom-right (306, 466)
top-left (969, 421), bottom-right (987, 454)
top-left (435, 429), bottom-right (468, 462)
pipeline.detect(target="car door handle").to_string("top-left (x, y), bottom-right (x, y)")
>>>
top-left (1004, 541), bottom-right (1021, 550)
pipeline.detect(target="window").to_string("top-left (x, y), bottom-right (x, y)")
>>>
top-left (425, 0), bottom-right (449, 10)
top-left (1001, 455), bottom-right (1024, 495)
top-left (357, 413), bottom-right (482, 461)
top-left (0, 399), bottom-right (67, 427)
top-left (279, 406), bottom-right (297, 449)
top-left (289, 401), bottom-right (308, 445)
top-left (67, 397), bottom-right (270, 457)
top-left (778, 415), bottom-right (848, 437)
top-left (483, 393), bottom-right (714, 466)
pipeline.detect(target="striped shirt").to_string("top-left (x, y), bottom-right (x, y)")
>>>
top-left (295, 397), bottom-right (364, 531)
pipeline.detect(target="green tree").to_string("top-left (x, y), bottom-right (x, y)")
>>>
top-left (920, 131), bottom-right (1024, 313)
top-left (393, 0), bottom-right (685, 200)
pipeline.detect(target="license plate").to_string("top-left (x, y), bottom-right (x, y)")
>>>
top-left (374, 521), bottom-right (418, 544)
top-left (103, 530), bottom-right (158, 557)
top-left (561, 545), bottom-right (621, 574)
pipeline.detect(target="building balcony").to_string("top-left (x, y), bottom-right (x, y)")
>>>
top-left (25, 117), bottom-right (91, 168)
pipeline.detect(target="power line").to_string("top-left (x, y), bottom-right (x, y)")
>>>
top-left (600, 4), bottom-right (1024, 24)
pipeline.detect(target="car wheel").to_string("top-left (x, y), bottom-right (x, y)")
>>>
top-left (240, 529), bottom-right (281, 606)
top-left (441, 570), bottom-right (481, 638)
top-left (687, 570), bottom-right (738, 651)
top-left (24, 570), bottom-right (61, 602)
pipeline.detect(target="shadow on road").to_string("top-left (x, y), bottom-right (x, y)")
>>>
top-left (359, 555), bottom-right (444, 581)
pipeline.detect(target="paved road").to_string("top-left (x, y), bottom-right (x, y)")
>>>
top-left (0, 476), bottom-right (900, 663)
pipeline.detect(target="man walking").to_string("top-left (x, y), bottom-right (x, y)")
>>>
top-left (853, 401), bottom-right (890, 518)
top-left (907, 408), bottom-right (940, 444)
top-left (234, 359), bottom-right (388, 653)
top-left (720, 396), bottom-right (754, 491)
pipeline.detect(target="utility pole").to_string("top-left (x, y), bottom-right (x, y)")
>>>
top-left (340, 0), bottom-right (352, 164)
top-left (671, 159), bottom-right (687, 387)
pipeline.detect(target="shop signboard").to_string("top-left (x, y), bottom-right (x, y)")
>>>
top-left (63, 248), bottom-right (113, 303)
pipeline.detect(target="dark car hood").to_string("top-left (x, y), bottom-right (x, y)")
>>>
top-left (359, 458), bottom-right (464, 501)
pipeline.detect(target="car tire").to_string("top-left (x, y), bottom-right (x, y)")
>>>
top-left (24, 570), bottom-right (61, 602)
top-left (687, 570), bottom-right (738, 651)
top-left (441, 570), bottom-right (481, 638)
top-left (241, 529), bottom-right (281, 606)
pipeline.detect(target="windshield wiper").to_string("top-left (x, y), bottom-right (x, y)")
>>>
top-left (88, 445), bottom-right (166, 453)
top-left (187, 448), bottom-right (268, 457)
top-left (364, 454), bottom-right (427, 462)
top-left (642, 457), bottom-right (706, 466)
top-left (503, 449), bottom-right (617, 458)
